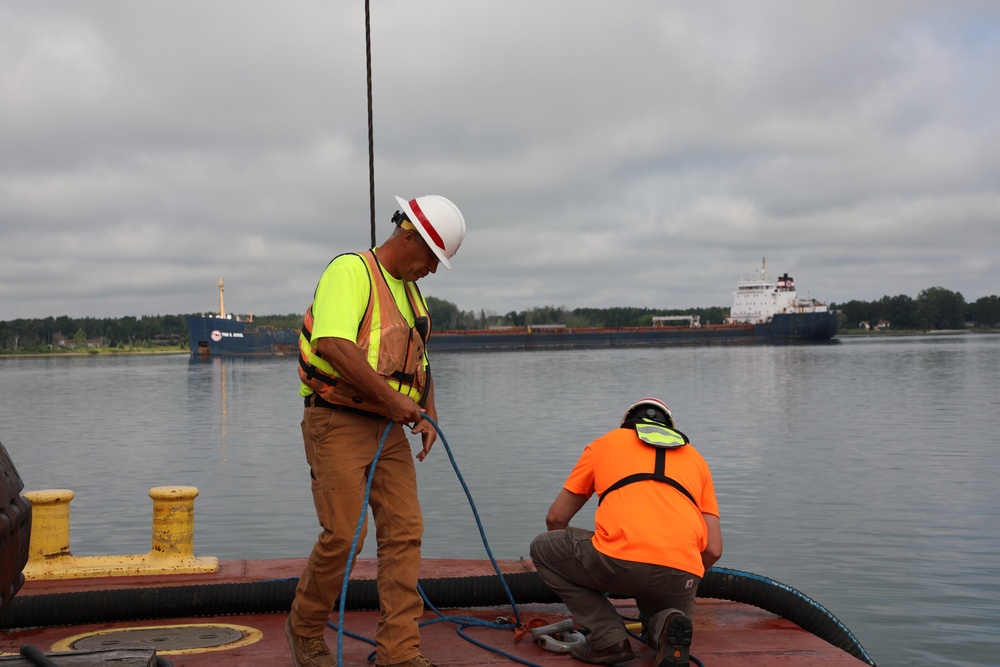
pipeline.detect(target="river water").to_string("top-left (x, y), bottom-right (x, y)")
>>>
top-left (2, 334), bottom-right (998, 666)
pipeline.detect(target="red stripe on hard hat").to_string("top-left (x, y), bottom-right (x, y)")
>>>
top-left (409, 199), bottom-right (446, 251)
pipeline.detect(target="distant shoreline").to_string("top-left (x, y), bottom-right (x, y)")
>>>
top-left (3, 329), bottom-right (997, 358)
top-left (0, 349), bottom-right (189, 359)
top-left (837, 329), bottom-right (993, 336)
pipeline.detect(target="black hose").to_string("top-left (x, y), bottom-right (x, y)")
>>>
top-left (19, 644), bottom-right (57, 666)
top-left (0, 570), bottom-right (874, 665)
top-left (1, 578), bottom-right (302, 628)
top-left (0, 574), bottom-right (556, 628)
top-left (698, 567), bottom-right (875, 665)
top-left (17, 644), bottom-right (173, 666)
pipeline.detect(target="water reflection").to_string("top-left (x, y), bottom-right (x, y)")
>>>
top-left (188, 356), bottom-right (233, 465)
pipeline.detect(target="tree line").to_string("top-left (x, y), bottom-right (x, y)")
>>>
top-left (831, 287), bottom-right (999, 331)
top-left (1, 286), bottom-right (997, 354)
top-left (424, 298), bottom-right (730, 331)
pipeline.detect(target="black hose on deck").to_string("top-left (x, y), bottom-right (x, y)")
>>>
top-left (19, 644), bottom-right (57, 666)
top-left (698, 567), bottom-right (876, 666)
top-left (0, 573), bottom-right (558, 629)
top-left (16, 644), bottom-right (173, 666)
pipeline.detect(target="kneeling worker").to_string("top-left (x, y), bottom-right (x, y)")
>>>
top-left (530, 398), bottom-right (723, 667)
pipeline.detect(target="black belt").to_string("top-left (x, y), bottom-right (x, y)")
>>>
top-left (304, 394), bottom-right (381, 419)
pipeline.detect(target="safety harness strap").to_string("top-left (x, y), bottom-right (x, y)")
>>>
top-left (598, 448), bottom-right (698, 507)
top-left (390, 370), bottom-right (416, 384)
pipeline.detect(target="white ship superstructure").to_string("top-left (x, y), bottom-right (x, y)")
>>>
top-left (726, 260), bottom-right (831, 325)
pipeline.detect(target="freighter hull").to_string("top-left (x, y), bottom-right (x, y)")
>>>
top-left (430, 325), bottom-right (751, 352)
top-left (186, 316), bottom-right (298, 357)
top-left (754, 311), bottom-right (841, 341)
top-left (430, 313), bottom-right (839, 353)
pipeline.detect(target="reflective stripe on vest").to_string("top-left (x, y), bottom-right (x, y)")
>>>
top-left (635, 423), bottom-right (688, 448)
top-left (298, 250), bottom-right (428, 407)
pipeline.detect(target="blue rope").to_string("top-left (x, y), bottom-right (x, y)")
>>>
top-left (334, 418), bottom-right (392, 666)
top-left (418, 584), bottom-right (542, 667)
top-left (420, 414), bottom-right (523, 624)
top-left (418, 414), bottom-right (542, 664)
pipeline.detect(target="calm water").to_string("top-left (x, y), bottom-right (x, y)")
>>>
top-left (2, 335), bottom-right (999, 666)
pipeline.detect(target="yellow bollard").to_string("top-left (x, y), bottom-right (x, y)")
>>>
top-left (21, 486), bottom-right (218, 580)
top-left (22, 489), bottom-right (75, 562)
top-left (149, 486), bottom-right (199, 559)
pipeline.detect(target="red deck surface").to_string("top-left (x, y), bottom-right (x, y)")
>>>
top-left (0, 558), bottom-right (869, 666)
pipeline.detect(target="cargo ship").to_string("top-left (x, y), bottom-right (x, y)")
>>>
top-left (430, 260), bottom-right (840, 352)
top-left (186, 279), bottom-right (298, 357)
top-left (187, 263), bottom-right (839, 356)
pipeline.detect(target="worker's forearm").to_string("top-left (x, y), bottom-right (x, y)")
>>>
top-left (316, 337), bottom-right (395, 403)
top-left (315, 337), bottom-right (424, 423)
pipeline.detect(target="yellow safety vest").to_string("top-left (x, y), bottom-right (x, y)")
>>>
top-left (298, 250), bottom-right (430, 409)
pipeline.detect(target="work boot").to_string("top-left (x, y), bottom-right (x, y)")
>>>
top-left (376, 656), bottom-right (438, 667)
top-left (286, 616), bottom-right (337, 667)
top-left (570, 638), bottom-right (636, 665)
top-left (653, 610), bottom-right (693, 667)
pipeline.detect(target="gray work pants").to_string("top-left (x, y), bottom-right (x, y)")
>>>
top-left (529, 526), bottom-right (700, 650)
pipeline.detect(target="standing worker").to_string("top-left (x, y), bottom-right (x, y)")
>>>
top-left (286, 195), bottom-right (466, 667)
top-left (530, 398), bottom-right (723, 667)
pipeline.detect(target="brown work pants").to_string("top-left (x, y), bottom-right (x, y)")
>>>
top-left (290, 407), bottom-right (424, 665)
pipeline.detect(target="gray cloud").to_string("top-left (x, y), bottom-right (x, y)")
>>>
top-left (2, 1), bottom-right (998, 320)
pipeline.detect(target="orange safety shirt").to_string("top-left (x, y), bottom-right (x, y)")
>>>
top-left (562, 427), bottom-right (719, 577)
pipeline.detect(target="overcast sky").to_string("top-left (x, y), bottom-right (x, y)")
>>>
top-left (2, 1), bottom-right (998, 321)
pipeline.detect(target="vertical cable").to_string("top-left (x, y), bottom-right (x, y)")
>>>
top-left (365, 0), bottom-right (376, 248)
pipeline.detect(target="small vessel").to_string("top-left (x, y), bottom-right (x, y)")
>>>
top-left (430, 261), bottom-right (840, 352)
top-left (186, 279), bottom-right (298, 357)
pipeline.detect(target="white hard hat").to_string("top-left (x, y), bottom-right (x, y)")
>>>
top-left (394, 195), bottom-right (466, 269)
top-left (620, 397), bottom-right (675, 428)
